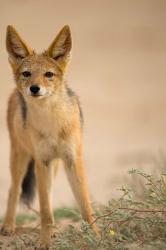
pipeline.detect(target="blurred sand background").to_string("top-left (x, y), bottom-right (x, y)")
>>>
top-left (0, 0), bottom-right (166, 215)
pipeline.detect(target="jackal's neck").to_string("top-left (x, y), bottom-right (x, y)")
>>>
top-left (25, 89), bottom-right (72, 129)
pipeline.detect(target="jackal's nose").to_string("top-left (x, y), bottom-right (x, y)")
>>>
top-left (30, 85), bottom-right (40, 94)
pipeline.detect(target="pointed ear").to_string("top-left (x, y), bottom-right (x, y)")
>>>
top-left (6, 25), bottom-right (32, 65)
top-left (46, 25), bottom-right (72, 71)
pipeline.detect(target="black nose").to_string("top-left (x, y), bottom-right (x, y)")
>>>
top-left (30, 85), bottom-right (40, 94)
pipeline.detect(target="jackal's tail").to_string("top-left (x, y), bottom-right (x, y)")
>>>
top-left (20, 159), bottom-right (36, 206)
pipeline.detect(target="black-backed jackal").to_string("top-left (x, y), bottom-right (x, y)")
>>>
top-left (1, 25), bottom-right (98, 249)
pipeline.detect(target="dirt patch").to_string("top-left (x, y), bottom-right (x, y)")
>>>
top-left (0, 226), bottom-right (39, 250)
top-left (0, 219), bottom-right (79, 250)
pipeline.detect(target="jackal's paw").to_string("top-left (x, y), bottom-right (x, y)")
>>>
top-left (0, 225), bottom-right (14, 236)
top-left (51, 230), bottom-right (57, 238)
top-left (34, 243), bottom-right (50, 250)
top-left (91, 223), bottom-right (100, 236)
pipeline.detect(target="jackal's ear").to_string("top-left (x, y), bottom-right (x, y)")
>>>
top-left (6, 26), bottom-right (32, 65)
top-left (46, 25), bottom-right (72, 71)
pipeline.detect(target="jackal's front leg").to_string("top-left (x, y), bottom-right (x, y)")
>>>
top-left (1, 146), bottom-right (29, 235)
top-left (64, 150), bottom-right (99, 234)
top-left (35, 162), bottom-right (54, 249)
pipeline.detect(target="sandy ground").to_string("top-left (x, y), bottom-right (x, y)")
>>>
top-left (0, 0), bottom-right (166, 216)
top-left (0, 219), bottom-right (81, 249)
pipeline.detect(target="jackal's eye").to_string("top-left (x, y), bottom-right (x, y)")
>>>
top-left (22, 71), bottom-right (31, 77)
top-left (44, 71), bottom-right (54, 78)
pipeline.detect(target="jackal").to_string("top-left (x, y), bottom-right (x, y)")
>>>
top-left (1, 25), bottom-right (98, 249)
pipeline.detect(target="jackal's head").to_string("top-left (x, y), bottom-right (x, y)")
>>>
top-left (6, 25), bottom-right (72, 99)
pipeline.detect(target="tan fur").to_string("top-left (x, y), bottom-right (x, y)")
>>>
top-left (1, 25), bottom-right (98, 249)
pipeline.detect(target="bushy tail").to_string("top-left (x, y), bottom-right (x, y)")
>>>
top-left (20, 159), bottom-right (36, 206)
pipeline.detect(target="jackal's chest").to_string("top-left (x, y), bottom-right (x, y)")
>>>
top-left (29, 111), bottom-right (70, 164)
top-left (35, 134), bottom-right (59, 165)
top-left (31, 120), bottom-right (60, 160)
